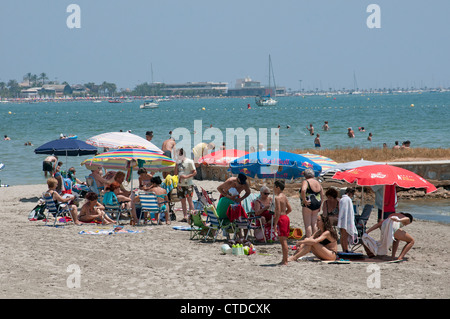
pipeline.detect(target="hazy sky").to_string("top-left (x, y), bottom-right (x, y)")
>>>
top-left (1, 0), bottom-right (449, 91)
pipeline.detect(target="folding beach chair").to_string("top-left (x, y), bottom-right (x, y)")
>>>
top-left (102, 192), bottom-right (131, 225)
top-left (203, 205), bottom-right (234, 242)
top-left (138, 192), bottom-right (164, 225)
top-left (201, 187), bottom-right (216, 207)
top-left (351, 204), bottom-right (373, 252)
top-left (42, 191), bottom-right (70, 227)
top-left (85, 176), bottom-right (100, 195)
top-left (189, 210), bottom-right (209, 240)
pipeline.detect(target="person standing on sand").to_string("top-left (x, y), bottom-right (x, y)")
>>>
top-left (273, 180), bottom-right (292, 266)
top-left (174, 148), bottom-right (197, 222)
top-left (43, 155), bottom-right (58, 178)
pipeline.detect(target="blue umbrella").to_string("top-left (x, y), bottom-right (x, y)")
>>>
top-left (229, 150), bottom-right (322, 179)
top-left (34, 139), bottom-right (98, 156)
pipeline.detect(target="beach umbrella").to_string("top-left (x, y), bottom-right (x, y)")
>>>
top-left (81, 147), bottom-right (176, 191)
top-left (230, 151), bottom-right (322, 237)
top-left (198, 149), bottom-right (249, 166)
top-left (332, 164), bottom-right (437, 193)
top-left (230, 150), bottom-right (322, 179)
top-left (81, 147), bottom-right (175, 172)
top-left (300, 153), bottom-right (337, 173)
top-left (34, 138), bottom-right (99, 166)
top-left (34, 138), bottom-right (98, 156)
top-left (322, 159), bottom-right (379, 175)
top-left (86, 131), bottom-right (163, 154)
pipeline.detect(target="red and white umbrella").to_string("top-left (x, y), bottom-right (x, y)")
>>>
top-left (198, 149), bottom-right (248, 166)
top-left (332, 164), bottom-right (437, 193)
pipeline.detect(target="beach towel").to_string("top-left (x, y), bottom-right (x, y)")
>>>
top-left (362, 218), bottom-right (399, 256)
top-left (226, 204), bottom-right (247, 222)
top-left (216, 197), bottom-right (236, 219)
top-left (172, 225), bottom-right (191, 231)
top-left (79, 228), bottom-right (144, 235)
top-left (337, 195), bottom-right (358, 244)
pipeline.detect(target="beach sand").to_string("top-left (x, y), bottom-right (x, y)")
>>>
top-left (1, 180), bottom-right (449, 299)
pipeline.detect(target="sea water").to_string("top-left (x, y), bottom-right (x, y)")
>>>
top-left (0, 92), bottom-right (449, 222)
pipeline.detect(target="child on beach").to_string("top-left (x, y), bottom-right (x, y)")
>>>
top-left (79, 192), bottom-right (115, 224)
top-left (273, 180), bottom-right (292, 265)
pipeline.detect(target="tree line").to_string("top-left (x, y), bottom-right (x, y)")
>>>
top-left (0, 73), bottom-right (223, 98)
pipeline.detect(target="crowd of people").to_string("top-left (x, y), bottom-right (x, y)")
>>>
top-left (39, 129), bottom-right (415, 266)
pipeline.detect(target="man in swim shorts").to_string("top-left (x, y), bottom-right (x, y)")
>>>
top-left (273, 180), bottom-right (292, 265)
top-left (174, 148), bottom-right (197, 222)
top-left (43, 155), bottom-right (57, 178)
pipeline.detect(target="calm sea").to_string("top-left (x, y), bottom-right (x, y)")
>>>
top-left (1, 92), bottom-right (449, 222)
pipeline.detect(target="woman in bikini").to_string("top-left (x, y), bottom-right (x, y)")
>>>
top-left (300, 168), bottom-right (324, 238)
top-left (288, 214), bottom-right (338, 262)
top-left (79, 192), bottom-right (115, 224)
top-left (322, 188), bottom-right (339, 226)
top-left (144, 176), bottom-right (170, 225)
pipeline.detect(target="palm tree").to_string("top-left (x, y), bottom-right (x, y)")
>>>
top-left (39, 73), bottom-right (48, 86)
top-left (24, 73), bottom-right (32, 86)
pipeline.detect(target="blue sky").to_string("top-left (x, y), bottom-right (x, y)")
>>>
top-left (1, 0), bottom-right (449, 91)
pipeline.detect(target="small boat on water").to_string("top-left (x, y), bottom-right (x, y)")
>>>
top-left (256, 54), bottom-right (278, 107)
top-left (108, 99), bottom-right (122, 103)
top-left (140, 100), bottom-right (159, 109)
top-left (255, 95), bottom-right (278, 106)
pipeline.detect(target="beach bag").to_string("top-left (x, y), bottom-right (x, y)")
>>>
top-left (28, 203), bottom-right (46, 221)
top-left (307, 194), bottom-right (321, 210)
top-left (264, 224), bottom-right (278, 241)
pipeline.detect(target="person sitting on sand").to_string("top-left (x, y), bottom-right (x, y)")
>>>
top-left (288, 214), bottom-right (338, 262)
top-left (79, 192), bottom-right (115, 224)
top-left (45, 177), bottom-right (81, 225)
top-left (363, 212), bottom-right (415, 261)
top-left (273, 180), bottom-right (292, 266)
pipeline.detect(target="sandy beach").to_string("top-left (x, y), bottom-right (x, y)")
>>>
top-left (1, 180), bottom-right (449, 300)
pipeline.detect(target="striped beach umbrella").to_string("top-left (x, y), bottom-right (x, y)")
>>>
top-left (300, 153), bottom-right (337, 172)
top-left (81, 148), bottom-right (175, 171)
